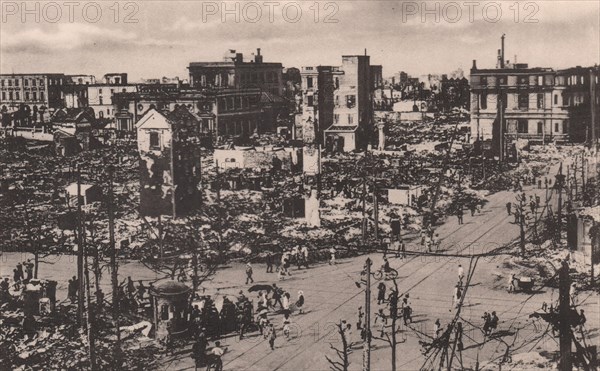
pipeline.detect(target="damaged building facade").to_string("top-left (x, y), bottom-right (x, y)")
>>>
top-left (0, 73), bottom-right (68, 126)
top-left (188, 49), bottom-right (283, 97)
top-left (114, 87), bottom-right (263, 138)
top-left (136, 107), bottom-right (202, 217)
top-left (470, 41), bottom-right (599, 154)
top-left (296, 54), bottom-right (379, 152)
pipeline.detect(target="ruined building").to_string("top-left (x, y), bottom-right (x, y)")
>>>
top-left (137, 106), bottom-right (202, 217)
top-left (470, 36), bottom-right (599, 157)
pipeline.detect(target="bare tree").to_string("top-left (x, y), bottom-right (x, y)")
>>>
top-left (325, 321), bottom-right (350, 371)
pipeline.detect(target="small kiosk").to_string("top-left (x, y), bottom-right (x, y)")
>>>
top-left (150, 281), bottom-right (191, 340)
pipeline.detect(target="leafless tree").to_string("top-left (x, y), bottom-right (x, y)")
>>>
top-left (325, 321), bottom-right (350, 371)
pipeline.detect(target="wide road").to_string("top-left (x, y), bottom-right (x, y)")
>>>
top-left (163, 184), bottom-right (599, 370)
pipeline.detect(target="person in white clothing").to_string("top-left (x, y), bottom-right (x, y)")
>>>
top-left (457, 264), bottom-right (464, 284)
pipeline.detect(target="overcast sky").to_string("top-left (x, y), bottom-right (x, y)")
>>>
top-left (1, 1), bottom-right (598, 81)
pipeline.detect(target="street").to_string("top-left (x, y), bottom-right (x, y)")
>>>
top-left (160, 186), bottom-right (599, 370)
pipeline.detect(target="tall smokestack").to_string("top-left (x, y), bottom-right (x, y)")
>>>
top-left (500, 34), bottom-right (506, 68)
top-left (497, 49), bottom-right (502, 69)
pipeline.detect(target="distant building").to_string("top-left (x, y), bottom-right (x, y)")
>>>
top-left (0, 73), bottom-right (67, 118)
top-left (87, 83), bottom-right (137, 120)
top-left (140, 76), bottom-right (185, 86)
top-left (296, 66), bottom-right (339, 145)
top-left (68, 75), bottom-right (96, 85)
top-left (103, 73), bottom-right (128, 85)
top-left (188, 49), bottom-right (284, 97)
top-left (439, 77), bottom-right (470, 112)
top-left (113, 87), bottom-right (263, 136)
top-left (136, 107), bottom-right (203, 217)
top-left (324, 55), bottom-right (375, 152)
top-left (51, 107), bottom-right (96, 156)
top-left (470, 57), bottom-right (599, 152)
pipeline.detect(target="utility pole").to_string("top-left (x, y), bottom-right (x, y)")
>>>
top-left (581, 155), bottom-right (586, 199)
top-left (363, 258), bottom-right (372, 371)
top-left (76, 165), bottom-right (85, 325)
top-left (373, 177), bottom-right (379, 240)
top-left (590, 68), bottom-right (596, 148)
top-left (556, 163), bottom-right (565, 243)
top-left (559, 260), bottom-right (572, 371)
top-left (107, 165), bottom-right (121, 366)
top-left (517, 194), bottom-right (526, 256)
top-left (362, 178), bottom-right (367, 243)
top-left (83, 219), bottom-right (96, 370)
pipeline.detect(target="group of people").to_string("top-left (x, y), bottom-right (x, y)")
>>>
top-left (420, 225), bottom-right (440, 253)
top-left (482, 311), bottom-right (499, 336)
top-left (373, 281), bottom-right (413, 338)
top-left (263, 245), bottom-right (311, 281)
top-left (12, 260), bottom-right (34, 290)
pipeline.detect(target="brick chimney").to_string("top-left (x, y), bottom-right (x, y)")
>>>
top-left (255, 48), bottom-right (263, 63)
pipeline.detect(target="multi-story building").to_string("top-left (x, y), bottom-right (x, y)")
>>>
top-left (113, 87), bottom-right (263, 137)
top-left (103, 73), bottom-right (128, 85)
top-left (556, 66), bottom-right (600, 143)
top-left (137, 106), bottom-right (202, 217)
top-left (470, 57), bottom-right (599, 154)
top-left (68, 75), bottom-right (96, 85)
top-left (324, 55), bottom-right (374, 152)
top-left (0, 73), bottom-right (67, 122)
top-left (188, 49), bottom-right (283, 97)
top-left (296, 66), bottom-right (339, 144)
top-left (87, 73), bottom-right (137, 119)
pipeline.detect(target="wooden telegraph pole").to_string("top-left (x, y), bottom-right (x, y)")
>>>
top-left (559, 260), bottom-right (572, 371)
top-left (76, 165), bottom-right (85, 325)
top-left (556, 163), bottom-right (565, 243)
top-left (107, 165), bottom-right (121, 366)
top-left (373, 177), bottom-right (379, 240)
top-left (363, 258), bottom-right (372, 371)
top-left (362, 179), bottom-right (367, 243)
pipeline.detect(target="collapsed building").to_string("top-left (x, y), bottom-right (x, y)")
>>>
top-left (136, 106), bottom-right (202, 218)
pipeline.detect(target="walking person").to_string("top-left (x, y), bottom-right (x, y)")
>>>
top-left (508, 273), bottom-right (516, 293)
top-left (266, 252), bottom-right (274, 273)
top-left (400, 240), bottom-right (406, 259)
top-left (301, 245), bottom-right (309, 268)
top-left (295, 290), bottom-right (305, 314)
top-left (377, 282), bottom-right (386, 305)
top-left (268, 323), bottom-right (277, 350)
top-left (13, 268), bottom-right (21, 291)
top-left (577, 309), bottom-right (586, 332)
top-left (245, 262), bottom-right (254, 284)
top-left (271, 284), bottom-right (283, 309)
top-left (457, 264), bottom-right (464, 285)
top-left (456, 207), bottom-right (464, 225)
top-left (25, 260), bottom-right (33, 281)
top-left (329, 246), bottom-right (337, 265)
top-left (282, 292), bottom-right (291, 316)
top-left (506, 202), bottom-right (512, 216)
top-left (433, 319), bottom-right (441, 339)
top-left (282, 313), bottom-right (291, 339)
top-left (356, 306), bottom-right (364, 330)
top-left (452, 284), bottom-right (462, 309)
top-left (17, 263), bottom-right (24, 283)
